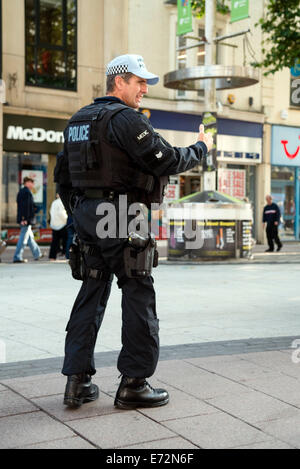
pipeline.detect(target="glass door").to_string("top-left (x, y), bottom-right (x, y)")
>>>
top-left (271, 166), bottom-right (296, 240)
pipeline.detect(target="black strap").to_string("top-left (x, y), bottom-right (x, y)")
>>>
top-left (88, 269), bottom-right (113, 282)
top-left (82, 244), bottom-right (102, 257)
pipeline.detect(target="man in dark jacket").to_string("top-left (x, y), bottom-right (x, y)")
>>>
top-left (263, 194), bottom-right (283, 252)
top-left (13, 177), bottom-right (42, 263)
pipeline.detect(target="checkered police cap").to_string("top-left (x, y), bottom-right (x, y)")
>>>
top-left (106, 63), bottom-right (129, 75)
top-left (106, 54), bottom-right (159, 85)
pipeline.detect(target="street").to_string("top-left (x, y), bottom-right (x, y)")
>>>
top-left (1, 261), bottom-right (300, 364)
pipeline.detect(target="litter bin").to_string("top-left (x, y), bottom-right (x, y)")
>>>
top-left (167, 191), bottom-right (253, 260)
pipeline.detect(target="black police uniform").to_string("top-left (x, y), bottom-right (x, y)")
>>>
top-left (59, 96), bottom-right (208, 382)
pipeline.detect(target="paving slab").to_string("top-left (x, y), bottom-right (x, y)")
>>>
top-left (3, 373), bottom-right (65, 399)
top-left (17, 436), bottom-right (96, 449)
top-left (32, 392), bottom-right (120, 422)
top-left (68, 411), bottom-right (176, 449)
top-left (244, 373), bottom-right (300, 407)
top-left (256, 411), bottom-right (300, 449)
top-left (163, 412), bottom-right (271, 449)
top-left (234, 439), bottom-right (294, 449)
top-left (153, 360), bottom-right (248, 400)
top-left (204, 390), bottom-right (295, 425)
top-left (138, 388), bottom-right (218, 422)
top-left (0, 411), bottom-right (75, 449)
top-left (122, 437), bottom-right (199, 450)
top-left (185, 355), bottom-right (276, 383)
top-left (0, 389), bottom-right (37, 417)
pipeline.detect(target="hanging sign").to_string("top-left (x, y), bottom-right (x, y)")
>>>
top-left (230, 0), bottom-right (249, 23)
top-left (290, 61), bottom-right (300, 107)
top-left (177, 0), bottom-right (193, 36)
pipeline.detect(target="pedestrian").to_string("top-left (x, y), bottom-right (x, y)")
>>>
top-left (48, 194), bottom-right (68, 261)
top-left (263, 194), bottom-right (283, 252)
top-left (13, 176), bottom-right (43, 263)
top-left (55, 54), bottom-right (213, 410)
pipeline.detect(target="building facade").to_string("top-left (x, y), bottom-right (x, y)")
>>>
top-left (0, 0), bottom-right (299, 245)
top-left (0, 0), bottom-right (127, 231)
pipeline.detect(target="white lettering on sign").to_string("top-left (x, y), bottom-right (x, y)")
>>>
top-left (291, 79), bottom-right (300, 105)
top-left (6, 125), bottom-right (64, 143)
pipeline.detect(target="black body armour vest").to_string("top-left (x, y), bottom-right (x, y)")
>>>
top-left (66, 102), bottom-right (166, 206)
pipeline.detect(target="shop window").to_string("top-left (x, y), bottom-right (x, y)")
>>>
top-left (25, 0), bottom-right (77, 91)
top-left (176, 35), bottom-right (187, 98)
top-left (1, 152), bottom-right (49, 228)
top-left (271, 166), bottom-right (296, 240)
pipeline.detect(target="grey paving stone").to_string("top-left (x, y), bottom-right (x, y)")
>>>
top-left (17, 437), bottom-right (96, 449)
top-left (239, 350), bottom-right (300, 380)
top-left (245, 373), bottom-right (300, 407)
top-left (122, 437), bottom-right (199, 449)
top-left (0, 411), bottom-right (74, 449)
top-left (256, 410), bottom-right (300, 448)
top-left (235, 439), bottom-right (295, 449)
top-left (205, 390), bottom-right (295, 425)
top-left (68, 412), bottom-right (175, 449)
top-left (154, 361), bottom-right (248, 400)
top-left (163, 412), bottom-right (268, 449)
top-left (33, 392), bottom-right (120, 422)
top-left (3, 373), bottom-right (65, 399)
top-left (0, 390), bottom-right (38, 417)
top-left (139, 388), bottom-right (218, 422)
top-left (185, 356), bottom-right (277, 383)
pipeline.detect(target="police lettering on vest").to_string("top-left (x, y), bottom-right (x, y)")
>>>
top-left (68, 124), bottom-right (90, 143)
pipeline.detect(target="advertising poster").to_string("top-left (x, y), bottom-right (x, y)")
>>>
top-left (21, 169), bottom-right (43, 203)
top-left (241, 220), bottom-right (253, 258)
top-left (164, 176), bottom-right (180, 203)
top-left (218, 168), bottom-right (246, 199)
top-left (168, 220), bottom-right (236, 258)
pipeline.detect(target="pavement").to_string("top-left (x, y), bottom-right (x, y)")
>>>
top-left (0, 241), bottom-right (300, 450)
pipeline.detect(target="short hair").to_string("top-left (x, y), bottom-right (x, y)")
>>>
top-left (23, 176), bottom-right (34, 184)
top-left (106, 72), bottom-right (134, 93)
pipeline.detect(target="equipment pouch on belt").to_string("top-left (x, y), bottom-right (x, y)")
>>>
top-left (68, 234), bottom-right (84, 280)
top-left (124, 232), bottom-right (158, 279)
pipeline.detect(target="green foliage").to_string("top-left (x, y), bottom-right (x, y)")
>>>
top-left (253, 0), bottom-right (300, 75)
top-left (191, 0), bottom-right (230, 17)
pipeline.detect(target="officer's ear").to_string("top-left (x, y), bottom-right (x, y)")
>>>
top-left (114, 75), bottom-right (126, 91)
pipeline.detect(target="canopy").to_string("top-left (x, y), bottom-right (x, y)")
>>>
top-left (174, 190), bottom-right (244, 204)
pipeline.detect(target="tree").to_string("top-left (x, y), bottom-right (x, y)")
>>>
top-left (191, 0), bottom-right (300, 76)
top-left (253, 0), bottom-right (300, 75)
top-left (191, 0), bottom-right (229, 17)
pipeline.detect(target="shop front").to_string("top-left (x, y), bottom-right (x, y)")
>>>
top-left (271, 125), bottom-right (300, 241)
top-left (1, 113), bottom-right (68, 235)
top-left (217, 119), bottom-right (263, 237)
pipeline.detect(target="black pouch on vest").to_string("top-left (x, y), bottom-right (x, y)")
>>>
top-left (123, 232), bottom-right (158, 279)
top-left (68, 235), bottom-right (84, 280)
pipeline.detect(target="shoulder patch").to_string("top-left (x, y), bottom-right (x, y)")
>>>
top-left (135, 129), bottom-right (151, 144)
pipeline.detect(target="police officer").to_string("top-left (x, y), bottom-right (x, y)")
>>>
top-left (56, 54), bottom-right (213, 410)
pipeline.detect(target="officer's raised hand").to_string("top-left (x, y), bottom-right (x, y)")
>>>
top-left (198, 124), bottom-right (213, 152)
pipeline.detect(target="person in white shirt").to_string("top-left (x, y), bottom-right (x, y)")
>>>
top-left (49, 194), bottom-right (68, 260)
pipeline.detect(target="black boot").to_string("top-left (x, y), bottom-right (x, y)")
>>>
top-left (114, 376), bottom-right (169, 409)
top-left (64, 373), bottom-right (99, 408)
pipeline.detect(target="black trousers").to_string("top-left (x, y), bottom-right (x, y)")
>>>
top-left (266, 224), bottom-right (282, 251)
top-left (62, 197), bottom-right (159, 379)
top-left (49, 227), bottom-right (68, 259)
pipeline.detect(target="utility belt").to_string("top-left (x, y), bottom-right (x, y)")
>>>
top-left (84, 188), bottom-right (137, 204)
top-left (68, 232), bottom-right (159, 285)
